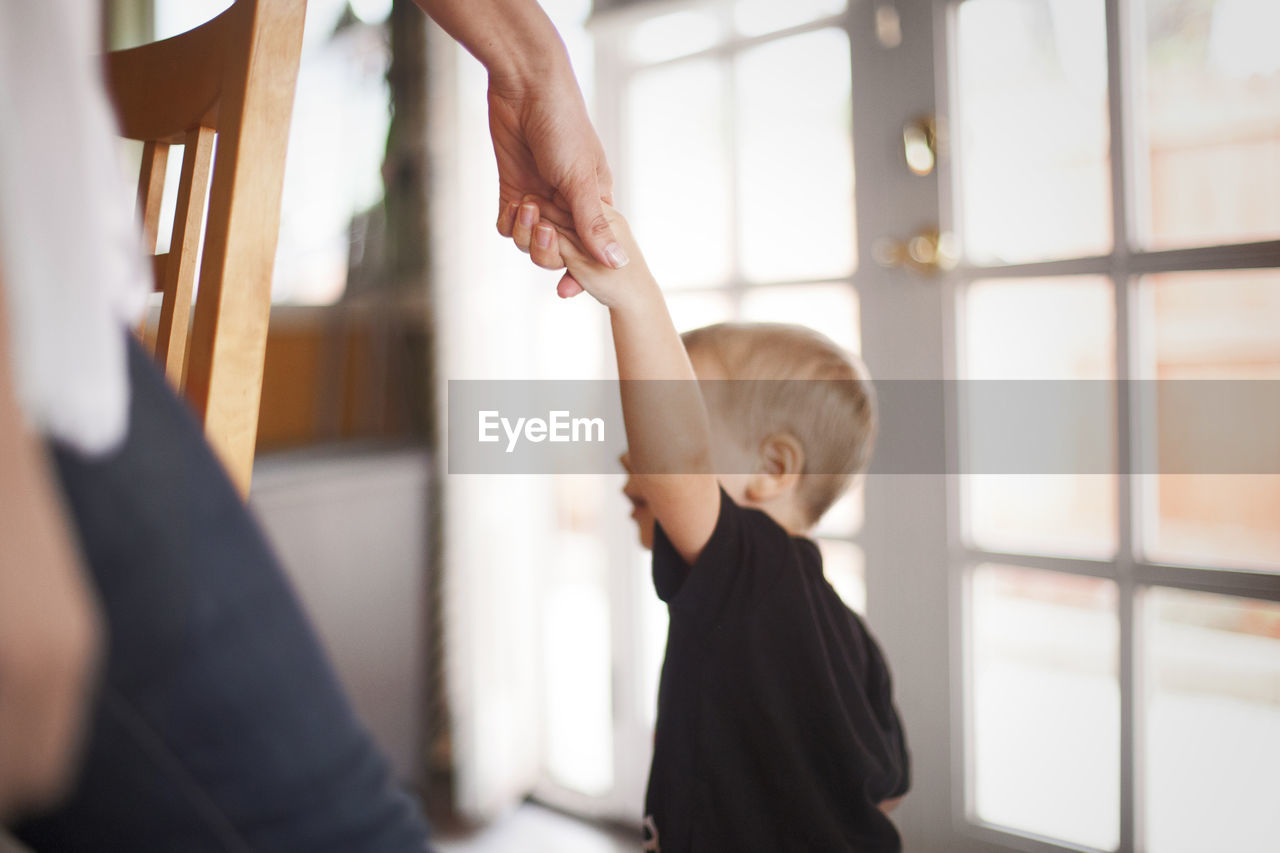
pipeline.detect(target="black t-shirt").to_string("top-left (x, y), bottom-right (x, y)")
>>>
top-left (643, 489), bottom-right (910, 853)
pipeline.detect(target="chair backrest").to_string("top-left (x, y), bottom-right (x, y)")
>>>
top-left (104, 0), bottom-right (306, 496)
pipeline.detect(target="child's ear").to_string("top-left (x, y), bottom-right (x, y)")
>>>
top-left (744, 433), bottom-right (804, 503)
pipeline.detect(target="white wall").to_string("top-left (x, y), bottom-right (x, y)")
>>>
top-left (250, 447), bottom-right (431, 786)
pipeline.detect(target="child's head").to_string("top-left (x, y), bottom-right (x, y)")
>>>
top-left (623, 322), bottom-right (876, 547)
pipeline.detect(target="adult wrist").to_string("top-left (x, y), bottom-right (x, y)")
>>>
top-left (416, 0), bottom-right (572, 93)
top-left (486, 46), bottom-right (575, 99)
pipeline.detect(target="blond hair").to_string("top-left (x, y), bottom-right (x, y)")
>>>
top-left (681, 322), bottom-right (876, 526)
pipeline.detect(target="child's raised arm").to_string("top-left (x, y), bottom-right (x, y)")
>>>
top-left (547, 205), bottom-right (721, 565)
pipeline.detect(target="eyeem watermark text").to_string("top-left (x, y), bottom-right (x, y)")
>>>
top-left (478, 410), bottom-right (606, 453)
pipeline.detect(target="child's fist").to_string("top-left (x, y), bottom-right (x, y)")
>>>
top-left (549, 204), bottom-right (649, 309)
top-left (500, 195), bottom-right (648, 305)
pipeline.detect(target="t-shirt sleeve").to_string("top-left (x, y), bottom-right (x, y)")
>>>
top-left (651, 487), bottom-right (792, 620)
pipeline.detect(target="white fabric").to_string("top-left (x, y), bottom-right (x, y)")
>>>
top-left (0, 0), bottom-right (150, 454)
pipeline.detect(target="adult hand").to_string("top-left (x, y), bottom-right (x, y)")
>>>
top-left (489, 68), bottom-right (625, 298)
top-left (412, 0), bottom-right (622, 295)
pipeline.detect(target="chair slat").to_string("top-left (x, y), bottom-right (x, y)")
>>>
top-left (136, 140), bottom-right (169, 252)
top-left (151, 253), bottom-right (169, 290)
top-left (155, 125), bottom-right (215, 386)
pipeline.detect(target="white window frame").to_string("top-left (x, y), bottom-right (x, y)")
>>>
top-left (937, 0), bottom-right (1280, 851)
top-left (564, 0), bottom-right (1280, 846)
top-left (579, 0), bottom-right (867, 824)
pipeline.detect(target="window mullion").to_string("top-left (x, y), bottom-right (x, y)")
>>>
top-left (1106, 0), bottom-right (1144, 848)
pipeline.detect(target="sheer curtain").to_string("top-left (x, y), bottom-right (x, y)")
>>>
top-left (429, 0), bottom-right (619, 821)
top-left (427, 23), bottom-right (558, 822)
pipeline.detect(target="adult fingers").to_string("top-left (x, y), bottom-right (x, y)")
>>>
top-left (530, 223), bottom-right (564, 271)
top-left (511, 201), bottom-right (539, 254)
top-left (552, 222), bottom-right (591, 264)
top-left (534, 198), bottom-right (574, 231)
top-left (496, 199), bottom-right (519, 238)
top-left (560, 170), bottom-right (628, 269)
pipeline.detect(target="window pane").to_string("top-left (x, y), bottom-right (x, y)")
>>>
top-left (663, 291), bottom-right (733, 335)
top-left (275, 0), bottom-right (392, 303)
top-left (531, 292), bottom-right (609, 379)
top-left (627, 9), bottom-right (724, 64)
top-left (739, 283), bottom-right (860, 353)
top-left (955, 0), bottom-right (1111, 263)
top-left (818, 539), bottom-right (865, 615)
top-left (970, 565), bottom-right (1119, 850)
top-left (734, 0), bottom-right (846, 37)
top-left (628, 60), bottom-right (733, 290)
top-left (636, 548), bottom-right (668, 727)
top-left (735, 29), bottom-right (855, 283)
top-left (813, 487), bottom-right (864, 539)
top-left (1144, 588), bottom-right (1280, 852)
top-left (1139, 270), bottom-right (1280, 569)
top-left (543, 534), bottom-right (614, 795)
top-left (963, 278), bottom-right (1117, 557)
top-left (1140, 0), bottom-right (1280, 249)
top-left (154, 0), bottom-right (233, 37)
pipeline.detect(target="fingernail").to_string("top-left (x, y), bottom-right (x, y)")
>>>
top-left (605, 242), bottom-right (630, 268)
top-left (535, 224), bottom-right (552, 249)
top-left (519, 203), bottom-right (537, 228)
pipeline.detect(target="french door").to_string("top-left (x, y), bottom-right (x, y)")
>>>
top-left (860, 1), bottom-right (1280, 851)
top-left (527, 2), bottom-right (1280, 848)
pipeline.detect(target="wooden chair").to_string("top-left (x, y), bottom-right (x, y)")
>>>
top-left (104, 0), bottom-right (307, 496)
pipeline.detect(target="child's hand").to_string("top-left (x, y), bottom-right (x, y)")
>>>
top-left (506, 195), bottom-right (652, 308)
top-left (501, 196), bottom-right (586, 298)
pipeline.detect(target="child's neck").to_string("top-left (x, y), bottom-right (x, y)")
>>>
top-left (751, 499), bottom-right (811, 538)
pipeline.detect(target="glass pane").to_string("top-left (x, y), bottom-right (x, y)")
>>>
top-left (267, 0), bottom-right (392, 304)
top-left (818, 539), bottom-right (865, 615)
top-left (627, 9), bottom-right (724, 64)
top-left (531, 292), bottom-right (608, 379)
top-left (735, 29), bottom-right (855, 283)
top-left (543, 533), bottom-right (614, 794)
top-left (970, 565), bottom-right (1119, 850)
top-left (628, 60), bottom-right (733, 290)
top-left (1140, 0), bottom-right (1280, 248)
top-left (666, 291), bottom-right (734, 334)
top-left (734, 0), bottom-right (846, 37)
top-left (636, 548), bottom-right (669, 727)
top-left (1144, 588), bottom-right (1280, 852)
top-left (963, 278), bottom-right (1117, 557)
top-left (1139, 270), bottom-right (1280, 569)
top-left (813, 487), bottom-right (864, 538)
top-left (955, 0), bottom-right (1111, 263)
top-left (154, 0), bottom-right (233, 37)
top-left (739, 283), bottom-right (861, 353)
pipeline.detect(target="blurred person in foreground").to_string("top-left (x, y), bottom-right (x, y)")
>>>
top-left (0, 0), bottom-right (617, 847)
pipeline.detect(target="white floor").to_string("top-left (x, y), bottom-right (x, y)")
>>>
top-left (435, 804), bottom-right (638, 853)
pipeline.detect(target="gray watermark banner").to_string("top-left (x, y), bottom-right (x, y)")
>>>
top-left (446, 380), bottom-right (1280, 475)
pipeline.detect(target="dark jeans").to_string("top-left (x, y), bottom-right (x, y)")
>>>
top-left (14, 338), bottom-right (431, 852)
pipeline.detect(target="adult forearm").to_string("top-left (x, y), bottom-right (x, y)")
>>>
top-left (412, 0), bottom-right (571, 85)
top-left (0, 276), bottom-right (101, 817)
